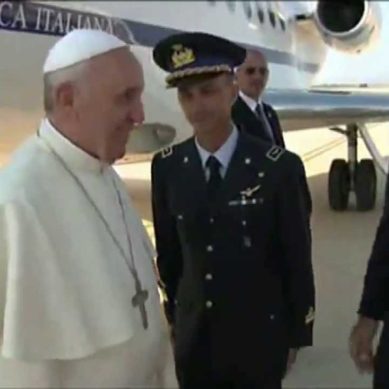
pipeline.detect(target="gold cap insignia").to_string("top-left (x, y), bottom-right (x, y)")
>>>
top-left (171, 44), bottom-right (195, 69)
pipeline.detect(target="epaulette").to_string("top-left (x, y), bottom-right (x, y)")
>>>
top-left (266, 145), bottom-right (285, 162)
top-left (161, 146), bottom-right (173, 159)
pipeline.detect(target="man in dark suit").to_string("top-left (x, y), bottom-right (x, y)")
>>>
top-left (233, 50), bottom-right (312, 217)
top-left (350, 176), bottom-right (389, 388)
top-left (232, 49), bottom-right (285, 147)
top-left (151, 32), bottom-right (315, 389)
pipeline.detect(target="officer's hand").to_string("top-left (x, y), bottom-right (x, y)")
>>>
top-left (284, 348), bottom-right (298, 377)
top-left (349, 316), bottom-right (378, 374)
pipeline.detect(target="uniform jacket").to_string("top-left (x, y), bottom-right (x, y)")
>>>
top-left (151, 131), bottom-right (315, 377)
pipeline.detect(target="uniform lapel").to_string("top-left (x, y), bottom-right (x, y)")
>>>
top-left (179, 138), bottom-right (208, 207)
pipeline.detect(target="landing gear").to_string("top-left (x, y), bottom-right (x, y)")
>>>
top-left (355, 159), bottom-right (376, 211)
top-left (328, 159), bottom-right (350, 210)
top-left (328, 124), bottom-right (377, 211)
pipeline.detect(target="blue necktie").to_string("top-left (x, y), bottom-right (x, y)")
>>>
top-left (206, 155), bottom-right (222, 202)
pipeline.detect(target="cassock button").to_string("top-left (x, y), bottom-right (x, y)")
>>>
top-left (242, 220), bottom-right (247, 227)
top-left (245, 158), bottom-right (251, 165)
top-left (205, 273), bottom-right (213, 281)
top-left (177, 214), bottom-right (184, 220)
top-left (206, 300), bottom-right (213, 309)
top-left (258, 172), bottom-right (265, 178)
top-left (210, 217), bottom-right (214, 224)
top-left (206, 245), bottom-right (214, 252)
top-left (183, 156), bottom-right (189, 164)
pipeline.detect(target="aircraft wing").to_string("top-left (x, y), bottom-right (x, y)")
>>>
top-left (263, 89), bottom-right (389, 131)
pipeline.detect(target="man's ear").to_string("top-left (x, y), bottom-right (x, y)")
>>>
top-left (55, 82), bottom-right (75, 111)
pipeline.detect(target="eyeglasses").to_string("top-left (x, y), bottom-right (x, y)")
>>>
top-left (244, 66), bottom-right (268, 76)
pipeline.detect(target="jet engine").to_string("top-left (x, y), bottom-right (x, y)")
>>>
top-left (313, 0), bottom-right (381, 53)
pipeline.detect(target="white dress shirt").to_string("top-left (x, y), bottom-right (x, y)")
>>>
top-left (195, 125), bottom-right (239, 180)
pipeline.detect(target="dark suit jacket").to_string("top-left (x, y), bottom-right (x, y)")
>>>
top-left (232, 95), bottom-right (312, 217)
top-left (359, 175), bottom-right (389, 386)
top-left (359, 174), bottom-right (389, 320)
top-left (151, 132), bottom-right (315, 382)
top-left (232, 95), bottom-right (285, 148)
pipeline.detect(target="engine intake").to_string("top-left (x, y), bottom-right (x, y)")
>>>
top-left (314, 0), bottom-right (381, 53)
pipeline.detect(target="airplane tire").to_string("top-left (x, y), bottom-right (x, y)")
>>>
top-left (355, 159), bottom-right (376, 211)
top-left (328, 159), bottom-right (350, 211)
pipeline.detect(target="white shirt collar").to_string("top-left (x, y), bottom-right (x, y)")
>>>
top-left (239, 91), bottom-right (263, 113)
top-left (38, 118), bottom-right (108, 174)
top-left (195, 125), bottom-right (239, 171)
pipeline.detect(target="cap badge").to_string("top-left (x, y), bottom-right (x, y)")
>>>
top-left (171, 44), bottom-right (195, 69)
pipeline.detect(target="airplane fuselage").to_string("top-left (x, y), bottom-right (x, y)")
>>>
top-left (0, 1), bottom-right (327, 163)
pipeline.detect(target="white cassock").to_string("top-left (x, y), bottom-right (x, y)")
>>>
top-left (0, 119), bottom-right (176, 388)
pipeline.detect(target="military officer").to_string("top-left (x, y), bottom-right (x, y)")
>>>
top-left (151, 32), bottom-right (315, 389)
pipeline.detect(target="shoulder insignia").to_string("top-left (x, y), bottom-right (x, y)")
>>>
top-left (266, 145), bottom-right (285, 162)
top-left (161, 146), bottom-right (173, 158)
top-left (305, 306), bottom-right (315, 325)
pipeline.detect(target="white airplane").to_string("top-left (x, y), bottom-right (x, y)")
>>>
top-left (1, 0), bottom-right (389, 214)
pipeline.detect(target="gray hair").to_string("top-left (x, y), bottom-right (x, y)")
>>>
top-left (43, 61), bottom-right (88, 113)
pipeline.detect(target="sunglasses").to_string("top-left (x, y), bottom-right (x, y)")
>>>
top-left (244, 66), bottom-right (268, 76)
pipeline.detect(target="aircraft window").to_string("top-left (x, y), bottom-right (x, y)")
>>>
top-left (269, 10), bottom-right (276, 28)
top-left (242, 2), bottom-right (252, 19)
top-left (226, 1), bottom-right (236, 12)
top-left (256, 4), bottom-right (264, 24)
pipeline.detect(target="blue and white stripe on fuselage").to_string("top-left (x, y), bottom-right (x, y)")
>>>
top-left (0, 0), bottom-right (326, 158)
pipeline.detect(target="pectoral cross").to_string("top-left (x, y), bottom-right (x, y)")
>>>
top-left (132, 274), bottom-right (149, 330)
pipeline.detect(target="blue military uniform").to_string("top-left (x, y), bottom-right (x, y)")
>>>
top-left (152, 32), bottom-right (315, 388)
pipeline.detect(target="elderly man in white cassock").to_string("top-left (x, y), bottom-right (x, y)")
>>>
top-left (0, 29), bottom-right (175, 388)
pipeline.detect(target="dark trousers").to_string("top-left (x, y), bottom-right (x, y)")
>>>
top-left (174, 321), bottom-right (283, 389)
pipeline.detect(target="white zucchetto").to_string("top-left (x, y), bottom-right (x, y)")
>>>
top-left (43, 29), bottom-right (128, 74)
